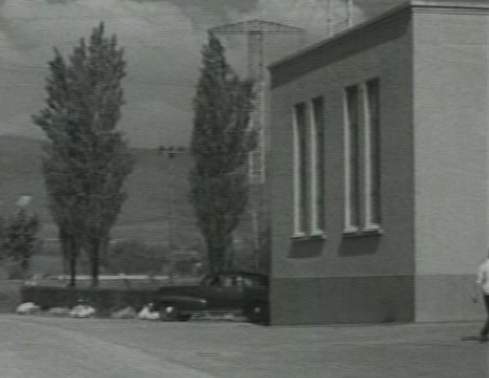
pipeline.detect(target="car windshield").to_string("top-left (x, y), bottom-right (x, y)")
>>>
top-left (221, 276), bottom-right (234, 287)
top-left (201, 276), bottom-right (217, 286)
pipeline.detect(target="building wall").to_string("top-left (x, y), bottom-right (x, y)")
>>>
top-left (412, 6), bottom-right (489, 321)
top-left (269, 8), bottom-right (416, 324)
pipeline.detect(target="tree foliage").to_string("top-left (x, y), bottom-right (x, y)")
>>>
top-left (2, 209), bottom-right (40, 278)
top-left (33, 23), bottom-right (133, 287)
top-left (189, 33), bottom-right (256, 274)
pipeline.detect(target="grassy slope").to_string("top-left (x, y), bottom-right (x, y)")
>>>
top-left (0, 135), bottom-right (200, 247)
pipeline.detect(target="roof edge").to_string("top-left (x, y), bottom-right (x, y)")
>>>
top-left (269, 0), bottom-right (489, 71)
top-left (411, 0), bottom-right (489, 10)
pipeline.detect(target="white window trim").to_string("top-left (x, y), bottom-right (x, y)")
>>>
top-left (363, 81), bottom-right (381, 231)
top-left (343, 88), bottom-right (359, 233)
top-left (362, 83), bottom-right (373, 228)
top-left (309, 100), bottom-right (321, 236)
top-left (292, 105), bottom-right (305, 237)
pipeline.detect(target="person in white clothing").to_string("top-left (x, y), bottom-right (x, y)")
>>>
top-left (476, 253), bottom-right (489, 342)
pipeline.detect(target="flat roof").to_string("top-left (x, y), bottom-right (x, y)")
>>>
top-left (269, 0), bottom-right (489, 72)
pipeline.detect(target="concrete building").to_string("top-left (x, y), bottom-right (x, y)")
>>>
top-left (268, 0), bottom-right (489, 324)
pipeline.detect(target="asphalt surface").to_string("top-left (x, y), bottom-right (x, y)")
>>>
top-left (0, 315), bottom-right (488, 377)
top-left (0, 316), bottom-right (212, 378)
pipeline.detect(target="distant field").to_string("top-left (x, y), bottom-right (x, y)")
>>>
top-left (0, 135), bottom-right (199, 242)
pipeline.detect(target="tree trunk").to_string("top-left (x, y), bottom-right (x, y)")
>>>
top-left (68, 237), bottom-right (78, 287)
top-left (100, 236), bottom-right (109, 270)
top-left (206, 237), bottom-right (227, 274)
top-left (61, 237), bottom-right (69, 277)
top-left (206, 239), bottom-right (216, 275)
top-left (89, 238), bottom-right (100, 287)
top-left (224, 234), bottom-right (234, 271)
top-left (20, 257), bottom-right (29, 280)
top-left (69, 253), bottom-right (77, 287)
top-left (58, 228), bottom-right (70, 276)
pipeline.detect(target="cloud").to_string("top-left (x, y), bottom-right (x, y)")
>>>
top-left (0, 0), bottom-right (391, 147)
top-left (0, 0), bottom-right (211, 147)
top-left (1, 0), bottom-right (204, 79)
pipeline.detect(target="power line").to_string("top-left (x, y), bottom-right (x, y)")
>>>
top-left (1, 15), bottom-right (208, 26)
top-left (0, 43), bottom-right (203, 50)
top-left (0, 62), bottom-right (198, 89)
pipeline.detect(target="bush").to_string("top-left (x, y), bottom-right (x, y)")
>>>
top-left (1, 209), bottom-right (40, 278)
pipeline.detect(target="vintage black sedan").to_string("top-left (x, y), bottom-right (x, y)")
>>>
top-left (153, 271), bottom-right (269, 324)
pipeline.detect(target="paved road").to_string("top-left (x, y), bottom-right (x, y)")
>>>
top-left (0, 315), bottom-right (488, 377)
top-left (0, 316), bottom-right (212, 378)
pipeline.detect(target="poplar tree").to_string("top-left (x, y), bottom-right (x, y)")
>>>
top-left (33, 23), bottom-right (133, 287)
top-left (189, 33), bottom-right (256, 274)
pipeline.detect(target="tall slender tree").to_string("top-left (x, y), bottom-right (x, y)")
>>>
top-left (42, 149), bottom-right (85, 287)
top-left (33, 23), bottom-right (133, 287)
top-left (189, 33), bottom-right (256, 274)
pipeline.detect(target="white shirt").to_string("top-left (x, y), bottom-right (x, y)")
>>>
top-left (477, 259), bottom-right (489, 294)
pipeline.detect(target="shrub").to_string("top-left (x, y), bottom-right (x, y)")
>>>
top-left (1, 209), bottom-right (40, 278)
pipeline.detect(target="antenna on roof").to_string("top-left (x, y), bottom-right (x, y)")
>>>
top-left (347, 0), bottom-right (354, 27)
top-left (327, 0), bottom-right (333, 37)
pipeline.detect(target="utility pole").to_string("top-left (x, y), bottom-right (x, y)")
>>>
top-left (209, 20), bottom-right (304, 272)
top-left (210, 20), bottom-right (303, 185)
top-left (328, 0), bottom-right (355, 37)
top-left (158, 145), bottom-right (185, 251)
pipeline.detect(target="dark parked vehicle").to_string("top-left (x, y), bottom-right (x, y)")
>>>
top-left (153, 271), bottom-right (269, 324)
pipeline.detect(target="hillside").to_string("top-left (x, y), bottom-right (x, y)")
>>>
top-left (0, 135), bottom-right (200, 248)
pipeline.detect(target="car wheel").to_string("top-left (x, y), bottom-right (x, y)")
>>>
top-left (177, 314), bottom-right (191, 321)
top-left (246, 302), bottom-right (269, 324)
top-left (160, 304), bottom-right (179, 321)
top-left (160, 304), bottom-right (191, 322)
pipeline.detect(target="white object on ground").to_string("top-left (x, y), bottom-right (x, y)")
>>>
top-left (16, 302), bottom-right (40, 315)
top-left (69, 305), bottom-right (96, 318)
top-left (137, 304), bottom-right (160, 320)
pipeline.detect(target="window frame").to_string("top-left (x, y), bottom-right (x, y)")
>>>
top-left (363, 78), bottom-right (382, 230)
top-left (292, 102), bottom-right (309, 237)
top-left (309, 96), bottom-right (326, 236)
top-left (343, 85), bottom-right (362, 233)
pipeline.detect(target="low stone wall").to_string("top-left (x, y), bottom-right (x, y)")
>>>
top-left (21, 285), bottom-right (158, 316)
top-left (0, 280), bottom-right (23, 313)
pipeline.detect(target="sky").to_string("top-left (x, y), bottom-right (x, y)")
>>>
top-left (0, 0), bottom-right (401, 148)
